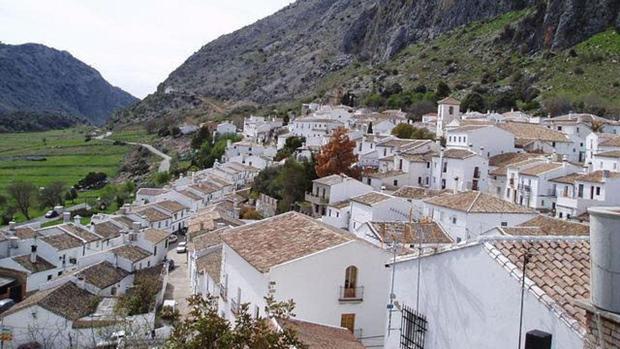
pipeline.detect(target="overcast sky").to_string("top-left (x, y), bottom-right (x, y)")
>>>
top-left (0, 0), bottom-right (291, 98)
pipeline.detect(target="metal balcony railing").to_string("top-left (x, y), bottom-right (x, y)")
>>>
top-left (230, 298), bottom-right (240, 315)
top-left (339, 286), bottom-right (364, 302)
top-left (219, 283), bottom-right (228, 301)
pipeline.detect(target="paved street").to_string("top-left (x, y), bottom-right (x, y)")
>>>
top-left (164, 242), bottom-right (193, 317)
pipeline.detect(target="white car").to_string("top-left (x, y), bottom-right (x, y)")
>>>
top-left (168, 234), bottom-right (178, 244)
top-left (176, 241), bottom-right (187, 253)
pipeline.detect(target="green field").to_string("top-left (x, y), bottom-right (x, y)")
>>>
top-left (0, 127), bottom-right (132, 221)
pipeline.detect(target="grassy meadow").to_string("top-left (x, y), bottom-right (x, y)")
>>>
top-left (0, 127), bottom-right (132, 222)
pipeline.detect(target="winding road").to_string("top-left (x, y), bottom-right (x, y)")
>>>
top-left (97, 132), bottom-right (171, 173)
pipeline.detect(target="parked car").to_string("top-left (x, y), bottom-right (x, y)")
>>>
top-left (44, 210), bottom-right (59, 219)
top-left (176, 241), bottom-right (187, 254)
top-left (168, 234), bottom-right (178, 244)
top-left (0, 299), bottom-right (15, 313)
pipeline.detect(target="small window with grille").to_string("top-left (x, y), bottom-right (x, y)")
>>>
top-left (400, 305), bottom-right (427, 349)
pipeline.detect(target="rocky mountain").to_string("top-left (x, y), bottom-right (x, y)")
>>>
top-left (0, 43), bottom-right (137, 127)
top-left (117, 0), bottom-right (619, 123)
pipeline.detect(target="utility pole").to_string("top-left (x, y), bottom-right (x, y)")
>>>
top-left (517, 248), bottom-right (532, 349)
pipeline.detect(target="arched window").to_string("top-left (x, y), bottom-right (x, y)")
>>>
top-left (344, 266), bottom-right (358, 298)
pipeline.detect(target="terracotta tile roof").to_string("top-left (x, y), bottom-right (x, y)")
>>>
top-left (137, 188), bottom-right (168, 196)
top-left (519, 162), bottom-right (563, 176)
top-left (192, 230), bottom-right (224, 251)
top-left (449, 125), bottom-right (491, 133)
top-left (369, 222), bottom-right (453, 244)
top-left (438, 96), bottom-right (460, 105)
top-left (392, 186), bottom-right (451, 200)
top-left (313, 174), bottom-right (347, 186)
top-left (328, 200), bottom-right (351, 209)
top-left (598, 133), bottom-right (620, 147)
top-left (1, 282), bottom-right (99, 320)
top-left (441, 148), bottom-right (477, 159)
top-left (398, 151), bottom-right (435, 162)
top-left (111, 245), bottom-right (151, 263)
top-left (489, 239), bottom-right (590, 332)
top-left (195, 247), bottom-right (222, 283)
top-left (12, 255), bottom-right (56, 273)
top-left (61, 224), bottom-right (101, 243)
top-left (14, 227), bottom-right (36, 239)
top-left (142, 228), bottom-right (170, 244)
top-left (550, 173), bottom-right (581, 184)
top-left (595, 150), bottom-right (620, 158)
top-left (112, 216), bottom-right (138, 229)
top-left (489, 152), bottom-right (543, 167)
top-left (364, 170), bottom-right (406, 179)
top-left (497, 122), bottom-right (569, 143)
top-left (93, 221), bottom-right (123, 240)
top-left (221, 212), bottom-right (353, 273)
top-left (154, 200), bottom-right (188, 213)
top-left (425, 191), bottom-right (535, 214)
top-left (190, 183), bottom-right (220, 195)
top-left (135, 207), bottom-right (171, 222)
top-left (575, 170), bottom-right (620, 183)
top-left (187, 206), bottom-right (244, 238)
top-left (517, 215), bottom-right (589, 236)
top-left (78, 261), bottom-right (129, 289)
top-left (380, 138), bottom-right (417, 148)
top-left (490, 159), bottom-right (545, 177)
top-left (351, 192), bottom-right (393, 206)
top-left (178, 189), bottom-right (203, 200)
top-left (278, 318), bottom-right (365, 349)
top-left (40, 232), bottom-right (83, 251)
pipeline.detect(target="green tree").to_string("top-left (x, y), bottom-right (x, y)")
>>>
top-left (191, 126), bottom-right (213, 150)
top-left (436, 81), bottom-right (451, 99)
top-left (275, 136), bottom-right (305, 161)
top-left (364, 93), bottom-right (384, 108)
top-left (461, 92), bottom-right (485, 112)
top-left (391, 124), bottom-right (435, 140)
top-left (39, 181), bottom-right (67, 209)
top-left (166, 295), bottom-right (307, 349)
top-left (7, 181), bottom-right (38, 220)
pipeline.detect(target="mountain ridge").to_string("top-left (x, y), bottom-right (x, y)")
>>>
top-left (115, 0), bottom-right (619, 123)
top-left (0, 42), bottom-right (138, 127)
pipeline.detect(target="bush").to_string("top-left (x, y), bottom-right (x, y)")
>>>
top-left (75, 172), bottom-right (107, 190)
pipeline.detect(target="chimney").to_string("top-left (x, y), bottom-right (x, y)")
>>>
top-left (77, 276), bottom-right (85, 289)
top-left (113, 254), bottom-right (118, 268)
top-left (132, 221), bottom-right (142, 233)
top-left (73, 215), bottom-right (81, 226)
top-left (226, 139), bottom-right (232, 148)
top-left (588, 207), bottom-right (620, 314)
top-left (30, 245), bottom-right (37, 264)
top-left (8, 221), bottom-right (16, 232)
top-left (63, 212), bottom-right (71, 223)
top-left (479, 146), bottom-right (484, 156)
top-left (120, 204), bottom-right (130, 215)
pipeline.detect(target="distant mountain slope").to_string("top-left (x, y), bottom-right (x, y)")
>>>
top-left (0, 43), bottom-right (137, 126)
top-left (116, 0), bottom-right (619, 123)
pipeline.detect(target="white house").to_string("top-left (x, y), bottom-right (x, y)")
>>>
top-left (348, 192), bottom-right (411, 232)
top-left (554, 170), bottom-right (620, 220)
top-left (353, 221), bottom-right (453, 250)
top-left (504, 160), bottom-right (581, 211)
top-left (585, 132), bottom-right (620, 165)
top-left (592, 150), bottom-right (620, 171)
top-left (384, 236), bottom-right (589, 349)
top-left (430, 148), bottom-right (489, 192)
top-left (305, 174), bottom-right (373, 218)
top-left (216, 121), bottom-right (237, 135)
top-left (218, 212), bottom-right (390, 347)
top-left (446, 124), bottom-right (515, 157)
top-left (497, 122), bottom-right (577, 161)
top-left (423, 191), bottom-right (537, 241)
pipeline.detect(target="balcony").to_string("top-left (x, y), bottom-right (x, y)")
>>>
top-left (339, 286), bottom-right (364, 302)
top-left (305, 192), bottom-right (328, 205)
top-left (219, 283), bottom-right (228, 301)
top-left (230, 298), bottom-right (240, 315)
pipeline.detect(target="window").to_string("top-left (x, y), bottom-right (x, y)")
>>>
top-left (578, 184), bottom-right (584, 198)
top-left (47, 275), bottom-right (52, 281)
top-left (254, 305), bottom-right (260, 319)
top-left (154, 246), bottom-right (158, 255)
top-left (451, 217), bottom-right (456, 224)
top-left (448, 106), bottom-right (454, 115)
top-left (340, 313), bottom-right (355, 333)
top-left (394, 180), bottom-right (398, 186)
top-left (399, 159), bottom-right (403, 170)
top-left (501, 222), bottom-right (508, 227)
top-left (344, 266), bottom-right (358, 296)
top-left (58, 271), bottom-right (63, 276)
top-left (400, 305), bottom-right (427, 349)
